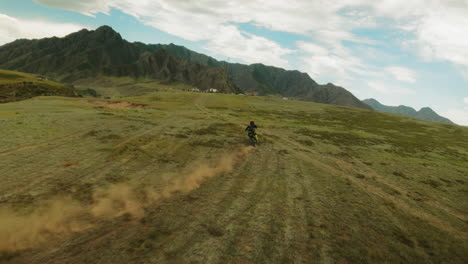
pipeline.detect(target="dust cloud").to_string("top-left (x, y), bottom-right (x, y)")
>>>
top-left (0, 198), bottom-right (90, 252)
top-left (163, 146), bottom-right (254, 195)
top-left (0, 147), bottom-right (253, 252)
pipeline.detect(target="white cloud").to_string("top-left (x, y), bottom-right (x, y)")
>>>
top-left (0, 14), bottom-right (85, 46)
top-left (204, 28), bottom-right (293, 68)
top-left (385, 66), bottom-right (417, 83)
top-left (463, 97), bottom-right (468, 104)
top-left (298, 40), bottom-right (365, 81)
top-left (367, 81), bottom-right (415, 95)
top-left (358, 0), bottom-right (468, 75)
top-left (297, 38), bottom-right (385, 84)
top-left (442, 108), bottom-right (468, 126)
top-left (413, 13), bottom-right (468, 67)
top-left (32, 0), bottom-right (111, 16)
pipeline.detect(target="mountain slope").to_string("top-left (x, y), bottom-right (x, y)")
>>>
top-left (363, 98), bottom-right (453, 124)
top-left (142, 43), bottom-right (371, 109)
top-left (0, 25), bottom-right (370, 109)
top-left (0, 91), bottom-right (466, 263)
top-left (104, 49), bottom-right (238, 93)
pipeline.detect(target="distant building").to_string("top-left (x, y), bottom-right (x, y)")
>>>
top-left (208, 88), bottom-right (218, 93)
top-left (282, 97), bottom-right (288, 100)
top-left (191, 88), bottom-right (200, 92)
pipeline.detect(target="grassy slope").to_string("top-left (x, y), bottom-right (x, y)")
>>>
top-left (0, 69), bottom-right (74, 103)
top-left (0, 91), bottom-right (467, 263)
top-left (0, 69), bottom-right (66, 87)
top-left (73, 76), bottom-right (201, 98)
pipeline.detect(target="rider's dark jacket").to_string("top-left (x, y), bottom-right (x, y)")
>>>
top-left (245, 124), bottom-right (257, 137)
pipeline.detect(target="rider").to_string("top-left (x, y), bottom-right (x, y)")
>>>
top-left (245, 120), bottom-right (258, 139)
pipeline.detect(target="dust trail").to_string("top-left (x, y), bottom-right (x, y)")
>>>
top-left (0, 146), bottom-right (253, 252)
top-left (163, 146), bottom-right (254, 196)
top-left (90, 183), bottom-right (145, 219)
top-left (0, 198), bottom-right (91, 252)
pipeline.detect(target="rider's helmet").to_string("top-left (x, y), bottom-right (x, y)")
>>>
top-left (250, 120), bottom-right (255, 124)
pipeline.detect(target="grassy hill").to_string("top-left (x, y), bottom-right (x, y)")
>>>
top-left (0, 69), bottom-right (76, 103)
top-left (0, 90), bottom-right (466, 263)
top-left (72, 75), bottom-right (210, 98)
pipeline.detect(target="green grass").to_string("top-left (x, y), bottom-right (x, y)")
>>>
top-left (0, 90), bottom-right (466, 264)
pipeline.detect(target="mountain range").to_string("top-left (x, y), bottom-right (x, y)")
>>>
top-left (362, 98), bottom-right (453, 124)
top-left (0, 25), bottom-right (370, 110)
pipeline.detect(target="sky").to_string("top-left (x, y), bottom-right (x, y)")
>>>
top-left (1, 0), bottom-right (467, 125)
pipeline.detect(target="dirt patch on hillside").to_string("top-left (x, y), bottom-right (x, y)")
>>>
top-left (90, 100), bottom-right (147, 110)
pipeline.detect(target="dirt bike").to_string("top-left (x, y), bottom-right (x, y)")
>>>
top-left (249, 133), bottom-right (258, 147)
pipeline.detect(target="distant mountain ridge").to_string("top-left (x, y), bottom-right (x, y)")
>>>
top-left (362, 98), bottom-right (453, 124)
top-left (0, 25), bottom-right (370, 109)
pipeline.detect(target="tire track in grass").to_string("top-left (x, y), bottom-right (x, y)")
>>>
top-left (210, 145), bottom-right (276, 263)
top-left (275, 154), bottom-right (316, 263)
top-left (103, 141), bottom-right (261, 264)
top-left (27, 221), bottom-right (132, 264)
top-left (195, 95), bottom-right (350, 262)
top-left (144, 146), bottom-right (264, 263)
top-left (0, 118), bottom-right (137, 194)
top-left (350, 159), bottom-right (468, 222)
top-left (1, 118), bottom-right (160, 186)
top-left (0, 152), bottom-right (106, 195)
top-left (0, 124), bottom-right (157, 198)
top-left (0, 118), bottom-right (132, 174)
top-left (295, 161), bottom-right (333, 263)
top-left (0, 139), bottom-right (113, 204)
top-left (272, 138), bottom-right (468, 240)
top-left (193, 95), bottom-right (333, 262)
top-left (256, 150), bottom-right (290, 263)
top-left (0, 126), bottom-right (97, 157)
top-left (243, 122), bottom-right (468, 241)
top-left (202, 144), bottom-right (310, 263)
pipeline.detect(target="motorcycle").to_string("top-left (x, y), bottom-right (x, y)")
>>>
top-left (248, 133), bottom-right (258, 147)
